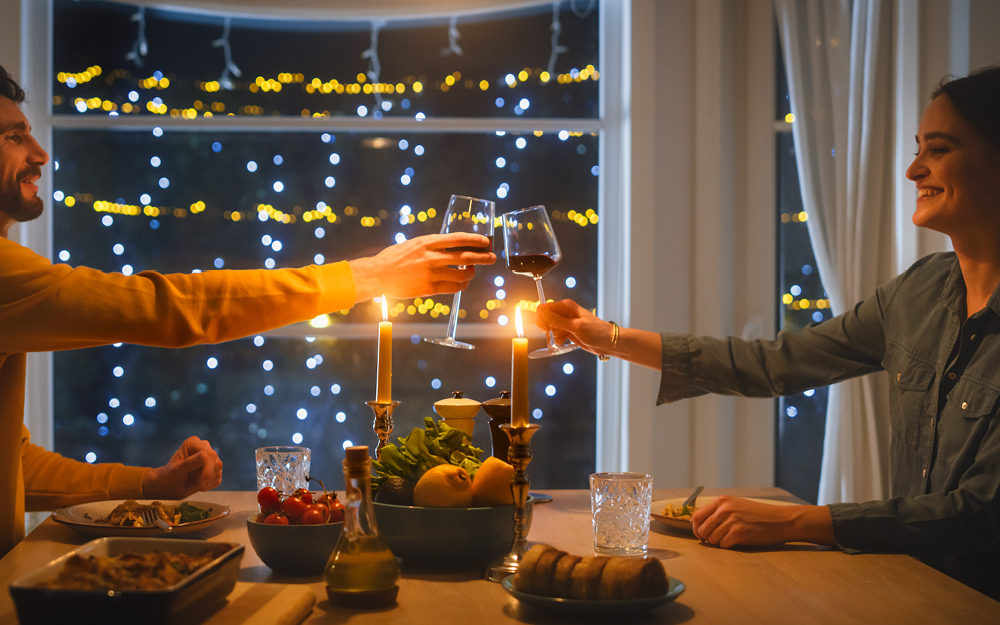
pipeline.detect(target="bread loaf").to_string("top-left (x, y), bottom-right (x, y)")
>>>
top-left (513, 544), bottom-right (667, 601)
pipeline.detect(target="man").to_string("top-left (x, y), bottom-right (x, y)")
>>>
top-left (0, 65), bottom-right (495, 556)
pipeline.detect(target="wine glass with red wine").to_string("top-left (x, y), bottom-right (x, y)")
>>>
top-left (423, 195), bottom-right (495, 350)
top-left (502, 205), bottom-right (579, 358)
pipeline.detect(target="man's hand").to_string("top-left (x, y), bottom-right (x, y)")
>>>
top-left (142, 436), bottom-right (223, 500)
top-left (690, 495), bottom-right (835, 548)
top-left (349, 233), bottom-right (495, 303)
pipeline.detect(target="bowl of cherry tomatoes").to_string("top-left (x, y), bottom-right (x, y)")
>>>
top-left (246, 485), bottom-right (345, 576)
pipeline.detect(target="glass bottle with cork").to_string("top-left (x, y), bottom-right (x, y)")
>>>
top-left (324, 445), bottom-right (401, 607)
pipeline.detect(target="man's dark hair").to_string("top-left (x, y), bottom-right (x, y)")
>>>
top-left (1, 64), bottom-right (26, 104)
top-left (932, 65), bottom-right (1000, 151)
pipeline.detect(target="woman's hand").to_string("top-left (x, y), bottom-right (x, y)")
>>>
top-left (349, 233), bottom-right (495, 302)
top-left (536, 299), bottom-right (663, 369)
top-left (142, 436), bottom-right (224, 500)
top-left (690, 495), bottom-right (835, 548)
top-left (535, 299), bottom-right (614, 355)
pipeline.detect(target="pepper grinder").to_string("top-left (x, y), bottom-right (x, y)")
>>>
top-left (480, 391), bottom-right (512, 460)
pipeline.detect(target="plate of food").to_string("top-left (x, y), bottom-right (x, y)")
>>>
top-left (51, 499), bottom-right (230, 537)
top-left (500, 544), bottom-right (684, 615)
top-left (8, 536), bottom-right (243, 625)
top-left (651, 496), bottom-right (797, 531)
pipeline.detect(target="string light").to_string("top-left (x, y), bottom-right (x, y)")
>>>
top-left (125, 7), bottom-right (148, 68)
top-left (212, 17), bottom-right (242, 90)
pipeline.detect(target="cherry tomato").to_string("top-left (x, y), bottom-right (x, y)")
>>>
top-left (327, 498), bottom-right (345, 523)
top-left (301, 506), bottom-right (328, 525)
top-left (292, 488), bottom-right (314, 504)
top-left (264, 512), bottom-right (289, 525)
top-left (281, 495), bottom-right (308, 522)
top-left (257, 487), bottom-right (281, 513)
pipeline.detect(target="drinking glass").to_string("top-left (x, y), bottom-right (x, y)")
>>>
top-left (255, 446), bottom-right (311, 495)
top-left (501, 205), bottom-right (578, 358)
top-left (590, 472), bottom-right (653, 555)
top-left (424, 195), bottom-right (495, 350)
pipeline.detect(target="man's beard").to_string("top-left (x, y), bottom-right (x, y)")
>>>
top-left (0, 167), bottom-right (44, 223)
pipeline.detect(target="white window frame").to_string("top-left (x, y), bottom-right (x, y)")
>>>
top-left (10, 0), bottom-right (630, 474)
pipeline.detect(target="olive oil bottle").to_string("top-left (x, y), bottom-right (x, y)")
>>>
top-left (324, 445), bottom-right (400, 607)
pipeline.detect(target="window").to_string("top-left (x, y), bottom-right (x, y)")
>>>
top-left (50, 0), bottom-right (602, 490)
top-left (774, 44), bottom-right (829, 505)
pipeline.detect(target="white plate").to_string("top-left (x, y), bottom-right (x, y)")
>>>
top-left (51, 500), bottom-right (231, 537)
top-left (651, 496), bottom-right (797, 531)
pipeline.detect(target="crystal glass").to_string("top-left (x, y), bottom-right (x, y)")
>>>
top-left (424, 195), bottom-right (496, 349)
top-left (255, 446), bottom-right (311, 495)
top-left (589, 472), bottom-right (653, 555)
top-left (502, 205), bottom-right (578, 358)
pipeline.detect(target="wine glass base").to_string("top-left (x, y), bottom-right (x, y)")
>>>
top-left (528, 343), bottom-right (578, 359)
top-left (423, 337), bottom-right (476, 350)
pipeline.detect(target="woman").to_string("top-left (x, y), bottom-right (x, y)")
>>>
top-left (537, 66), bottom-right (1000, 598)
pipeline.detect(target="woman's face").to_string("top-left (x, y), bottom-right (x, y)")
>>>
top-left (906, 94), bottom-right (1000, 238)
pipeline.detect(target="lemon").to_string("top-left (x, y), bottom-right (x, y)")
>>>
top-left (413, 464), bottom-right (474, 507)
top-left (472, 456), bottom-right (515, 506)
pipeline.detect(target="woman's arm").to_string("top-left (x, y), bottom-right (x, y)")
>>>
top-left (535, 299), bottom-right (663, 370)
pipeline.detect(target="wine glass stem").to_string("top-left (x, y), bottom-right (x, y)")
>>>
top-left (446, 272), bottom-right (465, 341)
top-left (534, 278), bottom-right (557, 348)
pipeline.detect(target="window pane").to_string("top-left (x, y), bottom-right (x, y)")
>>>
top-left (51, 1), bottom-right (600, 491)
top-left (53, 0), bottom-right (600, 119)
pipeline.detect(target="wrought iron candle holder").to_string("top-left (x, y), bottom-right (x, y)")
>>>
top-left (365, 400), bottom-right (399, 460)
top-left (484, 422), bottom-right (539, 582)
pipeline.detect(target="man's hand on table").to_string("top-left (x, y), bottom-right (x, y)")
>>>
top-left (141, 436), bottom-right (224, 500)
top-left (690, 495), bottom-right (837, 548)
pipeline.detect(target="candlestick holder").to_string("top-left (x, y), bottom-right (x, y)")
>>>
top-left (365, 400), bottom-right (399, 460)
top-left (484, 422), bottom-right (539, 582)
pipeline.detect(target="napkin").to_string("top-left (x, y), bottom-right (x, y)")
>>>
top-left (203, 581), bottom-right (316, 625)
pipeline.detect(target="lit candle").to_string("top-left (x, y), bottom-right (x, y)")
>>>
top-left (511, 307), bottom-right (529, 427)
top-left (376, 297), bottom-right (392, 403)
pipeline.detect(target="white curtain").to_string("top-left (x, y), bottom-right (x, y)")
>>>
top-left (775, 0), bottom-right (895, 505)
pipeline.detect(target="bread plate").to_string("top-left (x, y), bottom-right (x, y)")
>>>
top-left (501, 575), bottom-right (685, 614)
top-left (51, 499), bottom-right (230, 537)
top-left (8, 537), bottom-right (243, 625)
top-left (651, 496), bottom-right (797, 531)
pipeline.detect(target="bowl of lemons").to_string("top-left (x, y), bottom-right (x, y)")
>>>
top-left (373, 457), bottom-right (533, 566)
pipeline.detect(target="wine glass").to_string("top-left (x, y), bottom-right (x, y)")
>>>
top-left (423, 195), bottom-right (495, 350)
top-left (502, 205), bottom-right (578, 358)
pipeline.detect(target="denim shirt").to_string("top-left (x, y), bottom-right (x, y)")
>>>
top-left (657, 253), bottom-right (1000, 598)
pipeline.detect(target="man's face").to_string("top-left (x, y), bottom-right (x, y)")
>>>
top-left (0, 96), bottom-right (49, 230)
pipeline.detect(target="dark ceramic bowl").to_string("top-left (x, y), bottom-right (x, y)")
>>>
top-left (245, 515), bottom-right (343, 576)
top-left (373, 497), bottom-right (533, 566)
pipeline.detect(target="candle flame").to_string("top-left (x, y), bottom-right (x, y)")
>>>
top-left (382, 296), bottom-right (388, 322)
top-left (515, 306), bottom-right (523, 338)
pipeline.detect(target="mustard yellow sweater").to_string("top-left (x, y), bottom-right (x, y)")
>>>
top-left (0, 237), bottom-right (357, 556)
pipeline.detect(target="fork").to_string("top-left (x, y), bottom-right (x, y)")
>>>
top-left (138, 508), bottom-right (173, 532)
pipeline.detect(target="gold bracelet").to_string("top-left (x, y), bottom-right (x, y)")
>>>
top-left (599, 321), bottom-right (619, 362)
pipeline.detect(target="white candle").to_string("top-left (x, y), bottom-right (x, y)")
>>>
top-left (376, 297), bottom-right (392, 403)
top-left (512, 307), bottom-right (529, 427)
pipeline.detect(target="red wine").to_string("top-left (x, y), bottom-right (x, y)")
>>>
top-left (447, 235), bottom-right (493, 253)
top-left (508, 253), bottom-right (558, 278)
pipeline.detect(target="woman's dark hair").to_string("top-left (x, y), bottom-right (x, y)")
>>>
top-left (932, 66), bottom-right (1000, 150)
top-left (0, 64), bottom-right (26, 103)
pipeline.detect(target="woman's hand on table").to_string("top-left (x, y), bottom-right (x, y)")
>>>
top-left (690, 495), bottom-right (836, 548)
top-left (142, 436), bottom-right (224, 500)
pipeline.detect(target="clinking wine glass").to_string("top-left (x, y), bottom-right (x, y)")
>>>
top-left (502, 205), bottom-right (578, 358)
top-left (423, 195), bottom-right (495, 350)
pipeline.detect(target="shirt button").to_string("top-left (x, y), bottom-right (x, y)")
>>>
top-left (971, 334), bottom-right (977, 341)
top-left (896, 373), bottom-right (901, 381)
top-left (962, 401), bottom-right (968, 410)
top-left (948, 372), bottom-right (957, 379)
top-left (922, 469), bottom-right (927, 478)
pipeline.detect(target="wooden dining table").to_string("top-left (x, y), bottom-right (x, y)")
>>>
top-left (2, 487), bottom-right (999, 624)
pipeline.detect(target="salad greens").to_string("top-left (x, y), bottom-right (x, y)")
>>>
top-left (177, 502), bottom-right (211, 523)
top-left (372, 417), bottom-right (483, 489)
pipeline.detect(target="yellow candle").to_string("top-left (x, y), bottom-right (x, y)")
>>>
top-left (511, 307), bottom-right (529, 427)
top-left (376, 297), bottom-right (392, 403)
